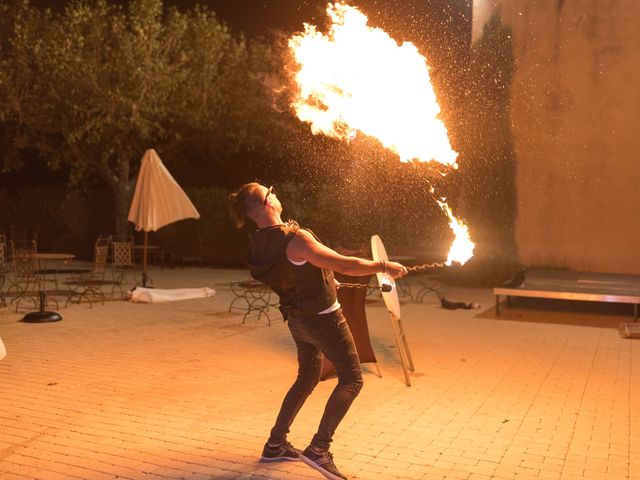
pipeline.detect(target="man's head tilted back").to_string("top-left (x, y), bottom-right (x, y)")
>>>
top-left (230, 182), bottom-right (285, 229)
top-left (229, 182), bottom-right (264, 228)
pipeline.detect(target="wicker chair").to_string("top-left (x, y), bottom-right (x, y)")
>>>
top-left (111, 235), bottom-right (138, 297)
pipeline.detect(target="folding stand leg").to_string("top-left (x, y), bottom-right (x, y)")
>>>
top-left (389, 312), bottom-right (415, 386)
top-left (398, 317), bottom-right (415, 372)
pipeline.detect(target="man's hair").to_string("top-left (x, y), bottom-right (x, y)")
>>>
top-left (228, 182), bottom-right (263, 228)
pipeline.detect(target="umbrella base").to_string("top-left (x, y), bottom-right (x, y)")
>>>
top-left (21, 311), bottom-right (62, 323)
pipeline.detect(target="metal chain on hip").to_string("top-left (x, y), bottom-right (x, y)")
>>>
top-left (337, 282), bottom-right (390, 292)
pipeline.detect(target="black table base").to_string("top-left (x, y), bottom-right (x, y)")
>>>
top-left (20, 291), bottom-right (63, 323)
top-left (21, 311), bottom-right (62, 323)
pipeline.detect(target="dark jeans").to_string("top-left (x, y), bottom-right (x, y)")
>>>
top-left (268, 309), bottom-right (363, 451)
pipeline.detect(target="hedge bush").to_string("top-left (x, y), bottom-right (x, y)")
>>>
top-left (0, 183), bottom-right (455, 268)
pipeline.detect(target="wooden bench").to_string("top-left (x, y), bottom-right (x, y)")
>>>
top-left (494, 269), bottom-right (640, 320)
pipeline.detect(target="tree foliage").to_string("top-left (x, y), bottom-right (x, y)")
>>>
top-left (0, 0), bottom-right (278, 233)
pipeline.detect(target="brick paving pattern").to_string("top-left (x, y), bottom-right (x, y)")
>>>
top-left (1, 268), bottom-right (638, 479)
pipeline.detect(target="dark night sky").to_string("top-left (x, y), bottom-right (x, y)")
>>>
top-left (178, 0), bottom-right (472, 71)
top-left (167, 1), bottom-right (472, 44)
top-left (35, 1), bottom-right (472, 61)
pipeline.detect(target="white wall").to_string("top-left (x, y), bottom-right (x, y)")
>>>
top-left (473, 0), bottom-right (640, 273)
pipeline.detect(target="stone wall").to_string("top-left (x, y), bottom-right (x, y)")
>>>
top-left (473, 0), bottom-right (640, 273)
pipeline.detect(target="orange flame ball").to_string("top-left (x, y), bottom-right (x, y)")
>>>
top-left (288, 2), bottom-right (458, 167)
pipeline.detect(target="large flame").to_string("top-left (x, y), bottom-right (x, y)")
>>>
top-left (288, 2), bottom-right (474, 265)
top-left (288, 2), bottom-right (458, 167)
top-left (436, 199), bottom-right (475, 266)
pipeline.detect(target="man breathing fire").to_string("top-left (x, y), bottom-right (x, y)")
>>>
top-left (229, 182), bottom-right (407, 480)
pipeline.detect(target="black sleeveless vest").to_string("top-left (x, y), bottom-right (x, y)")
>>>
top-left (247, 223), bottom-right (337, 317)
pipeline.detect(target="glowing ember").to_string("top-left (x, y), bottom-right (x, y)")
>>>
top-left (288, 2), bottom-right (458, 167)
top-left (436, 199), bottom-right (475, 266)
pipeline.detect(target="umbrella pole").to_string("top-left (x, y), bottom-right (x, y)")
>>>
top-left (143, 231), bottom-right (149, 287)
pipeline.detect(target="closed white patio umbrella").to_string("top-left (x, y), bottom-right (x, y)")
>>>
top-left (128, 149), bottom-right (200, 286)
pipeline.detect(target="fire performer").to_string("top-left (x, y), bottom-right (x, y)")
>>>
top-left (229, 182), bottom-right (407, 480)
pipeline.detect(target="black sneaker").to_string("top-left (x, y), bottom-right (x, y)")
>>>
top-left (259, 441), bottom-right (302, 462)
top-left (300, 447), bottom-right (348, 480)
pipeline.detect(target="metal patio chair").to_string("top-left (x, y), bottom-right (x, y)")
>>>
top-left (7, 240), bottom-right (47, 312)
top-left (65, 237), bottom-right (113, 307)
top-left (229, 279), bottom-right (273, 326)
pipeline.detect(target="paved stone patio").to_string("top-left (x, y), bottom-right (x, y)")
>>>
top-left (1, 267), bottom-right (638, 480)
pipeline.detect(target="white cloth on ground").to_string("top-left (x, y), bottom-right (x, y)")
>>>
top-left (129, 287), bottom-right (215, 303)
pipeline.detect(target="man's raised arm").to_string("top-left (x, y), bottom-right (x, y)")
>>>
top-left (286, 230), bottom-right (407, 279)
